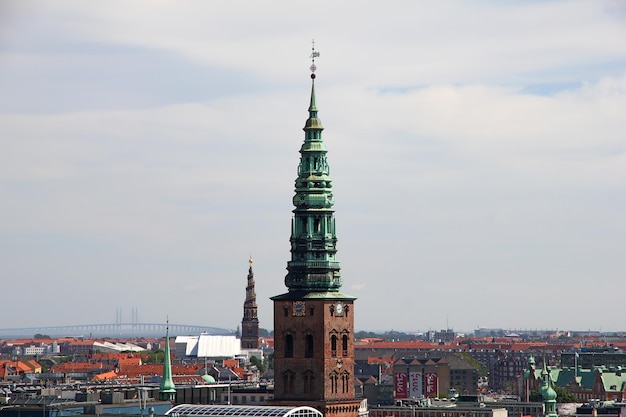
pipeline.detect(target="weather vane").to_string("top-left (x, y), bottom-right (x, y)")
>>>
top-left (310, 39), bottom-right (320, 77)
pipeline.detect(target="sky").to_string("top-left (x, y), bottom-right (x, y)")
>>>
top-left (1, 1), bottom-right (625, 334)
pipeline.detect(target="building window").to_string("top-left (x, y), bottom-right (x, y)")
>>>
top-left (284, 371), bottom-right (295, 394)
top-left (285, 334), bottom-right (293, 358)
top-left (304, 372), bottom-right (314, 394)
top-left (331, 334), bottom-right (337, 357)
top-left (342, 334), bottom-right (348, 356)
top-left (305, 334), bottom-right (314, 358)
top-left (330, 372), bottom-right (338, 394)
top-left (342, 372), bottom-right (350, 393)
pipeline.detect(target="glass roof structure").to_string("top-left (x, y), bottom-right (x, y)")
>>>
top-left (166, 405), bottom-right (323, 417)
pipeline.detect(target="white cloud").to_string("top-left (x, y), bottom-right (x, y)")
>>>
top-left (0, 0), bottom-right (624, 332)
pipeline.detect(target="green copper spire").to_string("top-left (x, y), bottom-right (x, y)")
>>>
top-left (159, 320), bottom-right (176, 401)
top-left (282, 44), bottom-right (343, 294)
top-left (539, 361), bottom-right (557, 417)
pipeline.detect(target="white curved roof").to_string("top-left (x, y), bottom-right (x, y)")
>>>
top-left (175, 335), bottom-right (241, 358)
top-left (166, 405), bottom-right (323, 417)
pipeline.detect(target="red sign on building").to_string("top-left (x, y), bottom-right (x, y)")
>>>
top-left (394, 371), bottom-right (408, 399)
top-left (425, 372), bottom-right (438, 397)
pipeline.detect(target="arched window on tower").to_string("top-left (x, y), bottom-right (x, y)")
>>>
top-left (341, 372), bottom-right (350, 394)
top-left (285, 334), bottom-right (293, 358)
top-left (305, 334), bottom-right (314, 358)
top-left (330, 372), bottom-right (338, 394)
top-left (304, 371), bottom-right (314, 394)
top-left (331, 334), bottom-right (337, 357)
top-left (342, 334), bottom-right (348, 357)
top-left (283, 371), bottom-right (295, 394)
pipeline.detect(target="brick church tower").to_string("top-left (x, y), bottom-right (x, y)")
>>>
top-left (241, 256), bottom-right (259, 349)
top-left (271, 45), bottom-right (360, 417)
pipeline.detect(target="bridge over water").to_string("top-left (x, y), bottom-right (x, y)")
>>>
top-left (0, 323), bottom-right (232, 339)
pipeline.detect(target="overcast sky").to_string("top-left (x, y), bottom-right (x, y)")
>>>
top-left (1, 1), bottom-right (625, 334)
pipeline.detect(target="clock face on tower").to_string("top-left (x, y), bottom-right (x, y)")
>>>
top-left (292, 301), bottom-right (306, 316)
top-left (335, 302), bottom-right (343, 316)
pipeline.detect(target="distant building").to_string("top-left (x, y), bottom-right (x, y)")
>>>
top-left (221, 385), bottom-right (274, 405)
top-left (519, 361), bottom-right (626, 402)
top-left (23, 345), bottom-right (47, 355)
top-left (433, 329), bottom-right (456, 344)
top-left (175, 335), bottom-right (241, 359)
top-left (561, 349), bottom-right (626, 368)
top-left (370, 404), bottom-right (508, 417)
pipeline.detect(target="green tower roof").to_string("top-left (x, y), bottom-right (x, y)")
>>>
top-left (539, 362), bottom-right (557, 417)
top-left (272, 46), bottom-right (354, 302)
top-left (159, 322), bottom-right (176, 401)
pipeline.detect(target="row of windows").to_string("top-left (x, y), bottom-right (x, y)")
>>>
top-left (282, 304), bottom-right (349, 317)
top-left (282, 371), bottom-right (315, 395)
top-left (228, 395), bottom-right (267, 404)
top-left (283, 333), bottom-right (349, 358)
top-left (282, 371), bottom-right (351, 395)
top-left (329, 372), bottom-right (351, 394)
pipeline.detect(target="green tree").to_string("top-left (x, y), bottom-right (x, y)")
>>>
top-left (250, 356), bottom-right (266, 373)
top-left (455, 352), bottom-right (488, 377)
top-left (529, 390), bottom-right (539, 402)
top-left (146, 350), bottom-right (165, 364)
top-left (529, 387), bottom-right (578, 403)
top-left (554, 386), bottom-right (578, 403)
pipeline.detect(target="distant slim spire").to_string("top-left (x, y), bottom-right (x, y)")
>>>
top-left (241, 257), bottom-right (259, 349)
top-left (159, 318), bottom-right (176, 401)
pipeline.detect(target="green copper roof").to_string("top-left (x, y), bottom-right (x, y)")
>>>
top-left (271, 290), bottom-right (356, 301)
top-left (202, 374), bottom-right (216, 384)
top-left (538, 363), bottom-right (557, 417)
top-left (159, 324), bottom-right (176, 400)
top-left (280, 68), bottom-right (353, 297)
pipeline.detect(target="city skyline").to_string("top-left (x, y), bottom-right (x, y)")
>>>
top-left (1, 1), bottom-right (625, 333)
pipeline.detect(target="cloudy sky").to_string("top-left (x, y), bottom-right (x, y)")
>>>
top-left (1, 1), bottom-right (625, 334)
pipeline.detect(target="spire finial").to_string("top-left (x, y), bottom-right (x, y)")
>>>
top-left (310, 38), bottom-right (320, 79)
top-left (249, 255), bottom-right (253, 267)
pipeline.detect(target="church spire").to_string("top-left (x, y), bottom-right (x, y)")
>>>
top-left (539, 360), bottom-right (557, 417)
top-left (270, 44), bottom-right (359, 417)
top-left (241, 256), bottom-right (260, 349)
top-left (281, 41), bottom-right (343, 294)
top-left (159, 319), bottom-right (176, 401)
